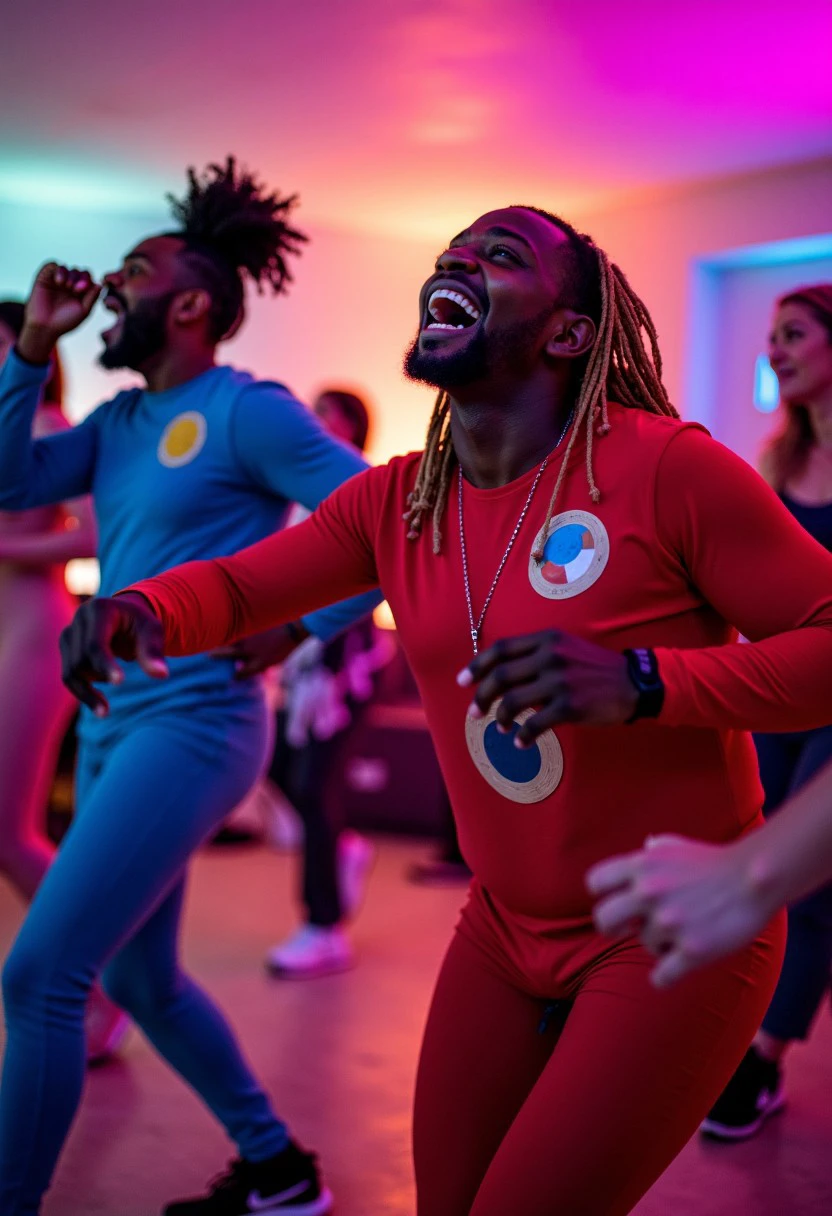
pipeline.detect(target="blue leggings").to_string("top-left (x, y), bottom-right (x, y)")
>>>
top-left (0, 708), bottom-right (287, 1215)
top-left (757, 725), bottom-right (832, 1042)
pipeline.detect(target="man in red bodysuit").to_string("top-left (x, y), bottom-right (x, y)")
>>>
top-left (60, 206), bottom-right (832, 1216)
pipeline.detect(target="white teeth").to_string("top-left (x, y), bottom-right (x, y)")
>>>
top-left (426, 322), bottom-right (468, 330)
top-left (427, 288), bottom-right (482, 323)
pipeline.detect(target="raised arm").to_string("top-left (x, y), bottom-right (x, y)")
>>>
top-left (0, 409), bottom-right (97, 566)
top-left (0, 264), bottom-right (102, 509)
top-left (652, 428), bottom-right (832, 732)
top-left (60, 463), bottom-right (383, 714)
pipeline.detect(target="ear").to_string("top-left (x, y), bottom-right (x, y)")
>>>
top-left (544, 311), bottom-right (596, 361)
top-left (170, 288), bottom-right (213, 328)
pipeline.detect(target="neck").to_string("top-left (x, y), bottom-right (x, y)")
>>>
top-left (140, 346), bottom-right (217, 394)
top-left (807, 392), bottom-right (832, 450)
top-left (448, 375), bottom-right (574, 489)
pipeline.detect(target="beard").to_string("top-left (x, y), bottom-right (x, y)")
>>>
top-left (99, 290), bottom-right (178, 371)
top-left (403, 307), bottom-right (553, 391)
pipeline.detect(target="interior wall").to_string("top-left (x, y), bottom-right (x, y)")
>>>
top-left (2, 156), bottom-right (831, 465)
top-left (567, 157), bottom-right (832, 421)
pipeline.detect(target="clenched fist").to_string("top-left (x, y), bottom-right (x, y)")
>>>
top-left (18, 262), bottom-right (102, 364)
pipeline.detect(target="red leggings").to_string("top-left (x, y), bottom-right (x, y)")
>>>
top-left (413, 889), bottom-right (785, 1216)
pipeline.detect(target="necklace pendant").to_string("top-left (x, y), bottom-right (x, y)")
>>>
top-left (471, 628), bottom-right (479, 653)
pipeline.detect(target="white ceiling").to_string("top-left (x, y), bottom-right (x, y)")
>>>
top-left (2, 0), bottom-right (831, 239)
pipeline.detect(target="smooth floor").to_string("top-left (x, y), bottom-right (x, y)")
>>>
top-left (0, 836), bottom-right (830, 1215)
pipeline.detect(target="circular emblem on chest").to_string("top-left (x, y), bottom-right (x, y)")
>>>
top-left (528, 510), bottom-right (609, 600)
top-left (158, 412), bottom-right (207, 468)
top-left (465, 701), bottom-right (564, 804)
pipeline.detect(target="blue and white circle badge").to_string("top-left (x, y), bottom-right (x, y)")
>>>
top-left (465, 702), bottom-right (563, 804)
top-left (529, 510), bottom-right (609, 600)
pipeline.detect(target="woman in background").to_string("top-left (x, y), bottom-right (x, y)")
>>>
top-left (0, 303), bottom-right (118, 1059)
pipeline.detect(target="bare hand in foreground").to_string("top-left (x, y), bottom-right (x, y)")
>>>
top-left (586, 834), bottom-right (780, 988)
top-left (60, 594), bottom-right (169, 716)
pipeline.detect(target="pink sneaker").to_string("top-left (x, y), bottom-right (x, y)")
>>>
top-left (86, 987), bottom-right (130, 1065)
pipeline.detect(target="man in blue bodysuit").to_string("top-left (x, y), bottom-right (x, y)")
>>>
top-left (0, 158), bottom-right (376, 1216)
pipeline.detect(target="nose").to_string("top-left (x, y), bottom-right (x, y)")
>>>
top-left (102, 270), bottom-right (122, 291)
top-left (768, 338), bottom-right (785, 368)
top-left (436, 245), bottom-right (479, 274)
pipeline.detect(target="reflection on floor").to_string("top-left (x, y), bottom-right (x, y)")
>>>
top-left (0, 837), bottom-right (830, 1215)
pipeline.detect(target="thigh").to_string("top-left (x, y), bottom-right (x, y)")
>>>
top-left (413, 930), bottom-right (561, 1216)
top-left (13, 714), bottom-right (268, 986)
top-left (469, 918), bottom-right (785, 1216)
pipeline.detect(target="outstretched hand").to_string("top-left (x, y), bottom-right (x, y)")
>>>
top-left (586, 834), bottom-right (779, 988)
top-left (457, 629), bottom-right (637, 747)
top-left (60, 593), bottom-right (168, 717)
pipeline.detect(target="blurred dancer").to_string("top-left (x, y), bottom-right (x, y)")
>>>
top-left (0, 302), bottom-right (93, 901)
top-left (63, 207), bottom-right (832, 1215)
top-left (591, 283), bottom-right (832, 1141)
top-left (0, 159), bottom-right (378, 1216)
top-left (0, 305), bottom-right (123, 1063)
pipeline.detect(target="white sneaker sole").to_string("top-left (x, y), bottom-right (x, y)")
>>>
top-left (236, 1184), bottom-right (334, 1214)
top-left (265, 955), bottom-right (355, 981)
top-left (700, 1085), bottom-right (786, 1141)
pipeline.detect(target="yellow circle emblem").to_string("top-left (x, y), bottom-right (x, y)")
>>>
top-left (158, 412), bottom-right (207, 468)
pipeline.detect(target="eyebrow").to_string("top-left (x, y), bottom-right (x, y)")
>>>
top-left (449, 225), bottom-right (534, 251)
top-left (123, 251), bottom-right (152, 265)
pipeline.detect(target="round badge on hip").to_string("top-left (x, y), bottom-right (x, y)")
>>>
top-left (465, 702), bottom-right (563, 804)
top-left (158, 411), bottom-right (207, 468)
top-left (529, 510), bottom-right (609, 600)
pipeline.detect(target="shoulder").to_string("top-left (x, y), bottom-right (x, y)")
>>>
top-left (606, 402), bottom-right (709, 453)
top-left (83, 386), bottom-right (143, 427)
top-left (223, 366), bottom-right (299, 410)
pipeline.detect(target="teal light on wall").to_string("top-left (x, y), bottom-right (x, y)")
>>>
top-left (753, 354), bottom-right (780, 413)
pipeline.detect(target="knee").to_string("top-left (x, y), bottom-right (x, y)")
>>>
top-left (2, 935), bottom-right (78, 1019)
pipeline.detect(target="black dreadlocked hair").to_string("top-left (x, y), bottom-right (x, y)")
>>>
top-left (164, 156), bottom-right (308, 341)
top-left (403, 206), bottom-right (678, 556)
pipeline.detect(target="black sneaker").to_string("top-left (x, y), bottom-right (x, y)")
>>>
top-left (701, 1046), bottom-right (786, 1141)
top-left (162, 1143), bottom-right (334, 1215)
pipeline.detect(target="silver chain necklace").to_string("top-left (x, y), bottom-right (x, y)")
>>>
top-left (459, 408), bottom-right (575, 655)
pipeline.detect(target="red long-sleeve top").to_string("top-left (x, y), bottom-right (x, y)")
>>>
top-left (131, 407), bottom-right (832, 923)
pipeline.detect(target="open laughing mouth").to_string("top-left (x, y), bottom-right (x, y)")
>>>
top-left (422, 286), bottom-right (483, 336)
top-left (101, 294), bottom-right (126, 344)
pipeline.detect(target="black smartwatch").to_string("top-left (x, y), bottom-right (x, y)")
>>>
top-left (622, 648), bottom-right (665, 723)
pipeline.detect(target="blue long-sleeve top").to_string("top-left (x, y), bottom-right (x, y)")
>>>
top-left (0, 350), bottom-right (380, 739)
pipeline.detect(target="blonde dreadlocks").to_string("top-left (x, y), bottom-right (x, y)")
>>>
top-left (402, 212), bottom-right (678, 558)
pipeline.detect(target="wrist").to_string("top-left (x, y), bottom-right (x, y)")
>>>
top-left (16, 326), bottom-right (58, 367)
top-left (742, 831), bottom-right (789, 918)
top-left (623, 648), bottom-right (665, 722)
